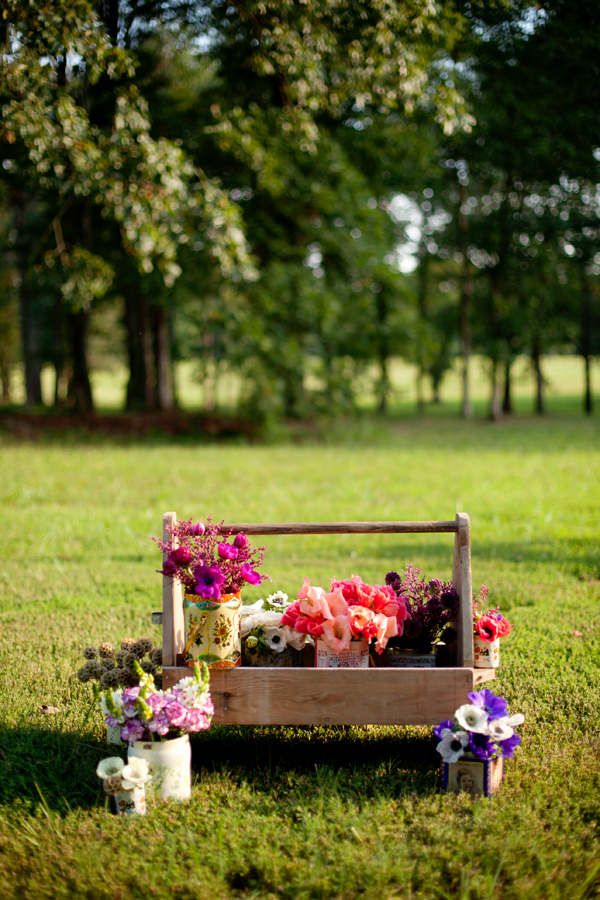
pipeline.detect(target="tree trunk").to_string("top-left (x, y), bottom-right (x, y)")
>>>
top-left (416, 250), bottom-right (428, 414)
top-left (14, 196), bottom-right (42, 406)
top-left (489, 357), bottom-right (502, 421)
top-left (581, 267), bottom-right (593, 415)
top-left (67, 308), bottom-right (94, 412)
top-left (153, 306), bottom-right (174, 411)
top-left (458, 188), bottom-right (473, 419)
top-left (376, 291), bottom-right (389, 414)
top-left (531, 338), bottom-right (544, 414)
top-left (502, 358), bottom-right (512, 414)
top-left (1, 360), bottom-right (11, 403)
top-left (125, 290), bottom-right (155, 411)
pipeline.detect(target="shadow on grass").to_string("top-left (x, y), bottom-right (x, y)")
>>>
top-left (191, 723), bottom-right (441, 800)
top-left (0, 721), bottom-right (106, 812)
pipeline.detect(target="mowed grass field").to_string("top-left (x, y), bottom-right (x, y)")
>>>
top-left (0, 413), bottom-right (599, 899)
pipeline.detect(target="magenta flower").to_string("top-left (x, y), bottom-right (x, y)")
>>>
top-left (193, 564), bottom-right (226, 599)
top-left (233, 533), bottom-right (248, 550)
top-left (184, 708), bottom-right (212, 732)
top-left (170, 547), bottom-right (192, 566)
top-left (240, 563), bottom-right (262, 585)
top-left (192, 522), bottom-right (205, 536)
top-left (218, 542), bottom-right (239, 560)
top-left (164, 701), bottom-right (189, 729)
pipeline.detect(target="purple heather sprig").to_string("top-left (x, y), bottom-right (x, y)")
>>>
top-left (385, 565), bottom-right (460, 650)
top-left (153, 515), bottom-right (270, 599)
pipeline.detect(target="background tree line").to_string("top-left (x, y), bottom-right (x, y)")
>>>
top-left (1, 0), bottom-right (599, 419)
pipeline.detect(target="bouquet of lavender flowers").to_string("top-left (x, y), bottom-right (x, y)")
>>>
top-left (155, 516), bottom-right (269, 600)
top-left (98, 660), bottom-right (214, 743)
top-left (435, 688), bottom-right (523, 763)
top-left (385, 565), bottom-right (460, 651)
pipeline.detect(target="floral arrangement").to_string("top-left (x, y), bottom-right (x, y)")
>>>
top-left (76, 637), bottom-right (162, 690)
top-left (385, 565), bottom-right (460, 651)
top-left (155, 516), bottom-right (269, 600)
top-left (281, 575), bottom-right (408, 654)
top-left (97, 660), bottom-right (214, 743)
top-left (241, 591), bottom-right (307, 657)
top-left (96, 756), bottom-right (152, 796)
top-left (435, 688), bottom-right (523, 763)
top-left (473, 585), bottom-right (511, 642)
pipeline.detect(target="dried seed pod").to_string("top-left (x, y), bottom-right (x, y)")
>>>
top-left (83, 646), bottom-right (98, 660)
top-left (98, 642), bottom-right (114, 659)
top-left (153, 673), bottom-right (163, 691)
top-left (122, 670), bottom-right (139, 688)
top-left (120, 638), bottom-right (136, 652)
top-left (150, 647), bottom-right (162, 666)
top-left (99, 671), bottom-right (113, 689)
top-left (76, 666), bottom-right (91, 683)
top-left (101, 658), bottom-right (116, 671)
top-left (115, 650), bottom-right (128, 667)
top-left (103, 775), bottom-right (123, 797)
top-left (113, 667), bottom-right (127, 685)
top-left (137, 636), bottom-right (154, 654)
top-left (123, 653), bottom-right (139, 673)
top-left (140, 660), bottom-right (157, 676)
top-left (130, 641), bottom-right (147, 659)
top-left (87, 660), bottom-right (103, 680)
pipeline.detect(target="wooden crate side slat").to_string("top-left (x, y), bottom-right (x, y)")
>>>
top-left (162, 511), bottom-right (184, 667)
top-left (216, 521), bottom-right (458, 535)
top-left (162, 667), bottom-right (479, 726)
top-left (453, 512), bottom-right (473, 668)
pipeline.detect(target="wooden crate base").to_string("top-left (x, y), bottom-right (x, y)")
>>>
top-left (163, 666), bottom-right (495, 726)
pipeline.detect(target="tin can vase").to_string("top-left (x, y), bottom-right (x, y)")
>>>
top-left (315, 639), bottom-right (370, 668)
top-left (442, 752), bottom-right (504, 797)
top-left (474, 636), bottom-right (500, 668)
top-left (113, 785), bottom-right (147, 816)
top-left (128, 734), bottom-right (191, 803)
top-left (242, 644), bottom-right (304, 667)
top-left (387, 648), bottom-right (437, 668)
top-left (183, 591), bottom-right (242, 669)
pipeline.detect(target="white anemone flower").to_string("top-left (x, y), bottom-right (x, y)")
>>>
top-left (264, 591), bottom-right (289, 608)
top-left (263, 626), bottom-right (287, 653)
top-left (241, 599), bottom-right (265, 618)
top-left (437, 729), bottom-right (470, 763)
top-left (487, 719), bottom-right (514, 741)
top-left (506, 713), bottom-right (525, 727)
top-left (121, 758), bottom-right (152, 790)
top-left (455, 704), bottom-right (490, 734)
top-left (283, 626), bottom-right (306, 651)
top-left (96, 757), bottom-right (125, 780)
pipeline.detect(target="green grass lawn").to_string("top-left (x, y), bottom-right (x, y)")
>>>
top-left (1, 416), bottom-right (599, 899)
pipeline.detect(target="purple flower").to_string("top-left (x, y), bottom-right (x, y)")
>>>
top-left (499, 733), bottom-right (521, 758)
top-left (193, 565), bottom-right (226, 599)
top-left (164, 701), bottom-right (189, 729)
top-left (240, 563), bottom-right (262, 585)
top-left (184, 708), bottom-right (212, 732)
top-left (433, 719), bottom-right (455, 740)
top-left (218, 542), bottom-right (239, 560)
top-left (170, 547), bottom-right (192, 566)
top-left (147, 711), bottom-right (171, 736)
top-left (146, 693), bottom-right (166, 713)
top-left (192, 522), bottom-right (205, 536)
top-left (467, 689), bottom-right (508, 721)
top-left (121, 718), bottom-right (146, 743)
top-left (160, 559), bottom-right (178, 577)
top-left (467, 731), bottom-right (496, 761)
top-left (105, 714), bottom-right (120, 729)
top-left (233, 533), bottom-right (248, 550)
top-left (122, 687), bottom-right (141, 703)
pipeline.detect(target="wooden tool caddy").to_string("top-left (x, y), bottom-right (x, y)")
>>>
top-left (161, 512), bottom-right (494, 726)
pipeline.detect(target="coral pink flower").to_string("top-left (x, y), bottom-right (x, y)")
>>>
top-left (321, 615), bottom-right (352, 653)
top-left (373, 612), bottom-right (398, 653)
top-left (325, 586), bottom-right (349, 618)
top-left (496, 615), bottom-right (511, 638)
top-left (297, 577), bottom-right (334, 620)
top-left (280, 600), bottom-right (301, 627)
top-left (294, 616), bottom-right (325, 637)
top-left (475, 615), bottom-right (501, 642)
top-left (347, 605), bottom-right (376, 636)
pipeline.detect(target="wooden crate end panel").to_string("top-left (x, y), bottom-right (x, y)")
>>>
top-left (163, 667), bottom-right (475, 726)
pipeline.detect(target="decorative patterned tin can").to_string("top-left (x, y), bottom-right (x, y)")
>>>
top-left (474, 636), bottom-right (500, 668)
top-left (113, 785), bottom-right (147, 816)
top-left (442, 752), bottom-right (504, 797)
top-left (315, 639), bottom-right (370, 668)
top-left (128, 734), bottom-right (191, 803)
top-left (183, 591), bottom-right (242, 669)
top-left (387, 648), bottom-right (437, 668)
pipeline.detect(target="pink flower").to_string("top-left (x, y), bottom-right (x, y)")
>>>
top-left (170, 547), bottom-right (192, 566)
top-left (496, 615), bottom-right (511, 638)
top-left (121, 718), bottom-right (146, 742)
top-left (280, 600), bottom-right (301, 627)
top-left (321, 615), bottom-right (352, 653)
top-left (241, 563), bottom-right (262, 585)
top-left (373, 612), bottom-right (398, 653)
top-left (325, 586), bottom-right (349, 618)
top-left (297, 577), bottom-right (333, 619)
top-left (294, 616), bottom-right (325, 637)
top-left (192, 522), bottom-right (205, 536)
top-left (218, 542), bottom-right (239, 560)
top-left (233, 532), bottom-right (248, 549)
